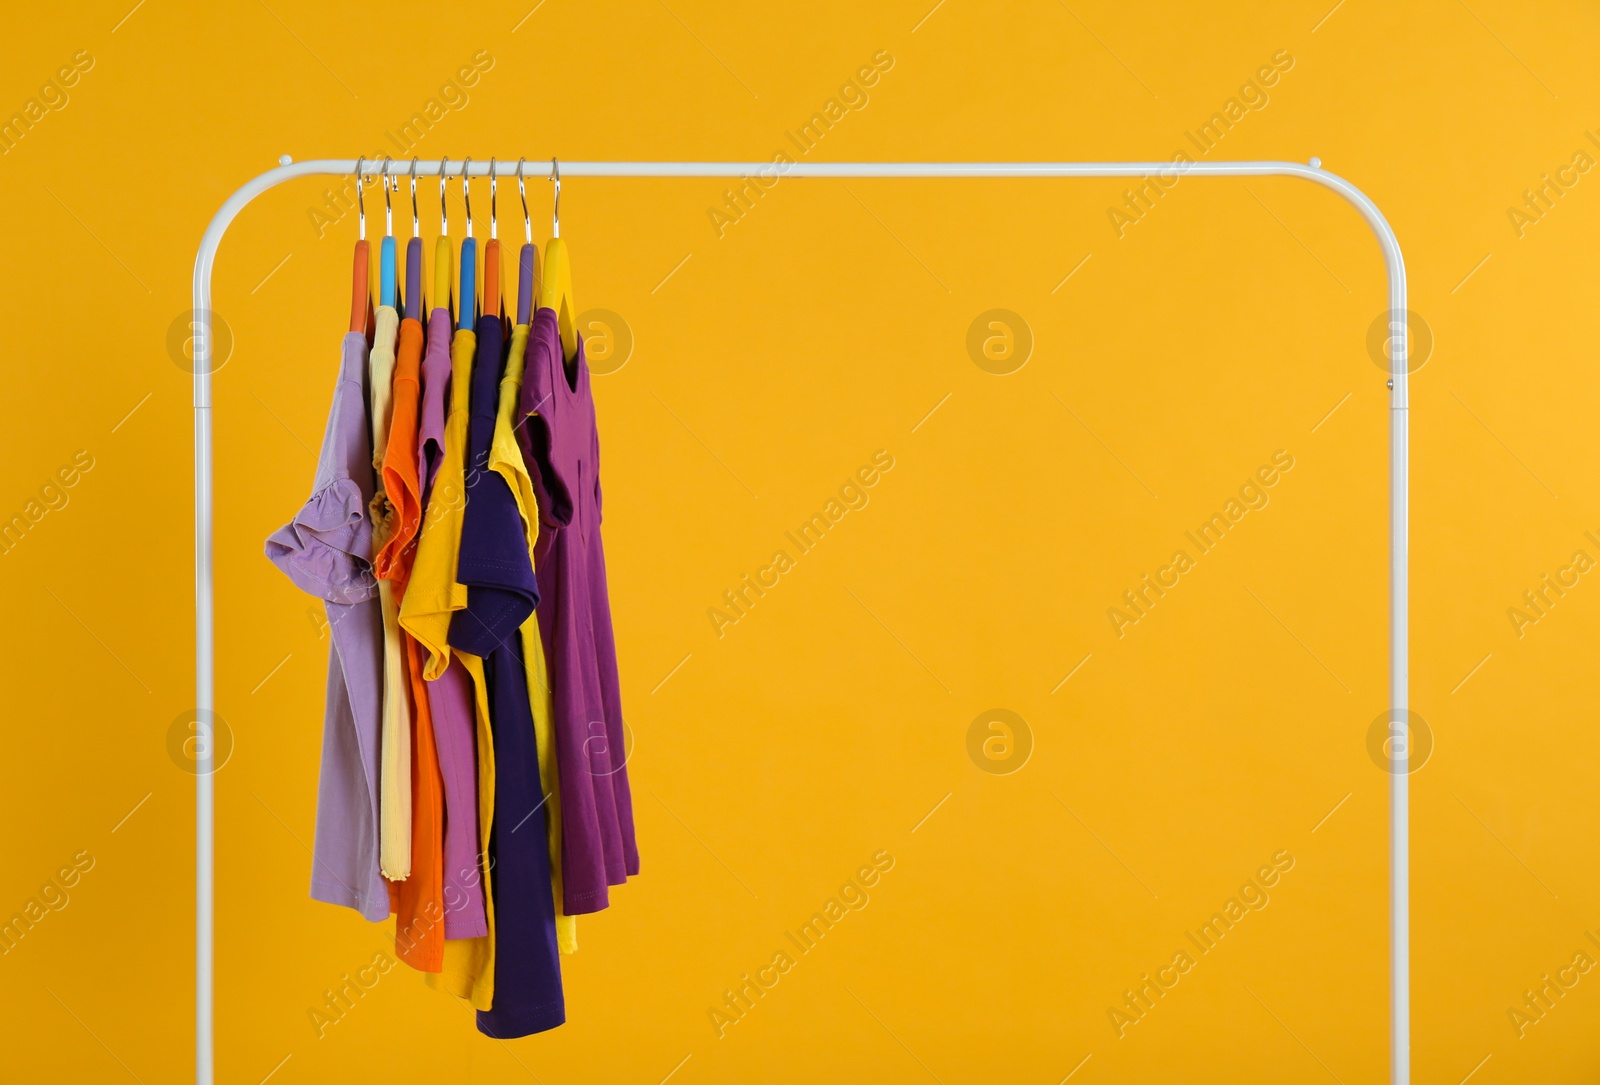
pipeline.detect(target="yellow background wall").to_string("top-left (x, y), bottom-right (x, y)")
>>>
top-left (3, 1), bottom-right (1598, 1081)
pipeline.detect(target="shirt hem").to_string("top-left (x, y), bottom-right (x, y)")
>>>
top-left (310, 877), bottom-right (390, 923)
top-left (476, 1001), bottom-right (567, 1039)
top-left (563, 886), bottom-right (610, 915)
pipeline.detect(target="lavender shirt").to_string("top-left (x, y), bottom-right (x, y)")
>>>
top-left (417, 306), bottom-right (489, 939)
top-left (518, 310), bottom-right (640, 915)
top-left (265, 331), bottom-right (388, 922)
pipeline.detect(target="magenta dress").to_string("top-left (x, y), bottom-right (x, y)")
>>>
top-left (517, 308), bottom-right (640, 914)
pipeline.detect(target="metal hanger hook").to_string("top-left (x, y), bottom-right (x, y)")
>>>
top-left (517, 158), bottom-right (532, 245)
top-left (489, 157), bottom-right (498, 241)
top-left (462, 156), bottom-right (474, 238)
top-left (355, 156), bottom-right (367, 240)
top-left (550, 157), bottom-right (561, 239)
top-left (438, 155), bottom-right (450, 237)
top-left (381, 156), bottom-right (394, 237)
top-left (409, 157), bottom-right (420, 238)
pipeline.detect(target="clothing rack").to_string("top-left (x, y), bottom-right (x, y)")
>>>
top-left (190, 157), bottom-right (1411, 1085)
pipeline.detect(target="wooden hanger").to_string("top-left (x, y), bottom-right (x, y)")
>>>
top-left (539, 157), bottom-right (579, 362)
top-left (349, 157), bottom-right (371, 335)
top-left (516, 158), bottom-right (540, 325)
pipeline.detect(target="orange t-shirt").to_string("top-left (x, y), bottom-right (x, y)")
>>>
top-left (377, 314), bottom-right (446, 973)
top-left (375, 315), bottom-right (425, 593)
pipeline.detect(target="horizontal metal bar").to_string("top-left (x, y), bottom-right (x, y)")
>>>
top-left (298, 155), bottom-right (1330, 179)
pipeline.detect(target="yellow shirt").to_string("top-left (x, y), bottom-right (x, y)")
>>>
top-left (401, 327), bottom-right (497, 1007)
top-left (368, 305), bottom-right (410, 880)
top-left (490, 322), bottom-right (577, 954)
top-left (398, 326), bottom-right (476, 679)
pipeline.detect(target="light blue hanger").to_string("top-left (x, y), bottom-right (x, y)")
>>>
top-left (379, 157), bottom-right (397, 311)
top-left (458, 156), bottom-right (477, 331)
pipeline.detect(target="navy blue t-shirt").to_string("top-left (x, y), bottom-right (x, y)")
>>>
top-left (451, 312), bottom-right (538, 653)
top-left (450, 312), bottom-right (565, 1038)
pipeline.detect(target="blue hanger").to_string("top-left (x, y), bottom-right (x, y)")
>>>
top-left (379, 158), bottom-right (397, 310)
top-left (380, 237), bottom-right (397, 311)
top-left (458, 157), bottom-right (477, 331)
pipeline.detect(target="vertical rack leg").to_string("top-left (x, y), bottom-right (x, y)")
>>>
top-left (194, 316), bottom-right (215, 1085)
top-left (1389, 305), bottom-right (1410, 1085)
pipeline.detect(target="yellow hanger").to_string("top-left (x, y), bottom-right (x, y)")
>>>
top-left (433, 156), bottom-right (453, 316)
top-left (539, 157), bottom-right (579, 362)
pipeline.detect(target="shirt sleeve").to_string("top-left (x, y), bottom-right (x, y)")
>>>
top-left (265, 475), bottom-right (378, 604)
top-left (516, 317), bottom-right (574, 529)
top-left (266, 355), bottom-right (379, 605)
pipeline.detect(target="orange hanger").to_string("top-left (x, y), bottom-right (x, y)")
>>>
top-left (349, 157), bottom-right (372, 335)
top-left (484, 157), bottom-right (502, 323)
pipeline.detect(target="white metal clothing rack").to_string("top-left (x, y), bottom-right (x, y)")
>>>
top-left (191, 157), bottom-right (1410, 1085)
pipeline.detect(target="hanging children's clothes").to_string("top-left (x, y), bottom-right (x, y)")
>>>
top-left (368, 304), bottom-right (412, 881)
top-left (491, 319), bottom-right (576, 954)
top-left (414, 302), bottom-right (488, 941)
top-left (517, 309), bottom-right (640, 916)
top-left (265, 331), bottom-right (388, 922)
top-left (376, 308), bottom-right (446, 972)
top-left (452, 312), bottom-right (566, 1038)
top-left (266, 187), bottom-right (638, 1038)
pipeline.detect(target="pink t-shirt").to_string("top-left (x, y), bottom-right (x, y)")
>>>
top-left (417, 306), bottom-right (488, 939)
